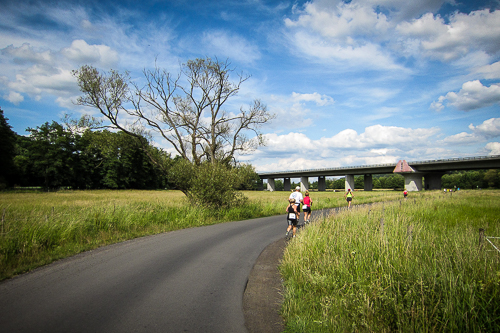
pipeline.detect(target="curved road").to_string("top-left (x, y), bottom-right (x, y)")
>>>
top-left (0, 213), bottom-right (294, 332)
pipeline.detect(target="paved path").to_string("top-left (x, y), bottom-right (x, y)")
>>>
top-left (0, 214), bottom-right (290, 333)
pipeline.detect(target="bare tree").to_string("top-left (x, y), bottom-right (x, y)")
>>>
top-left (73, 57), bottom-right (274, 167)
top-left (73, 57), bottom-right (273, 206)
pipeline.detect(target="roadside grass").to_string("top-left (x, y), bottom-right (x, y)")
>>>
top-left (279, 190), bottom-right (500, 332)
top-left (0, 189), bottom-right (405, 280)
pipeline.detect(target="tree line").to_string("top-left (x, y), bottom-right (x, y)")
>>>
top-left (0, 109), bottom-right (260, 193)
top-left (272, 174), bottom-right (406, 191)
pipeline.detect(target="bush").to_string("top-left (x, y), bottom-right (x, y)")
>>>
top-left (168, 160), bottom-right (245, 209)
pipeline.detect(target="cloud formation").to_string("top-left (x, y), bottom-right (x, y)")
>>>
top-left (431, 81), bottom-right (500, 111)
top-left (0, 0), bottom-right (499, 174)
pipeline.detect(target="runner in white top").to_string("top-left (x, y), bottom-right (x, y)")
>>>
top-left (289, 186), bottom-right (304, 221)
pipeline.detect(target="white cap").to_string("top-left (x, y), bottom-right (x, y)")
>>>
top-left (295, 186), bottom-right (300, 190)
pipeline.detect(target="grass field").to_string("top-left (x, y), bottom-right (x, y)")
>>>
top-left (0, 189), bottom-right (405, 280)
top-left (280, 190), bottom-right (500, 332)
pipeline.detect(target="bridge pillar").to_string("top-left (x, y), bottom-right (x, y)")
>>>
top-left (345, 174), bottom-right (355, 191)
top-left (258, 179), bottom-right (264, 191)
top-left (364, 174), bottom-right (373, 191)
top-left (318, 176), bottom-right (326, 191)
top-left (284, 178), bottom-right (291, 191)
top-left (403, 173), bottom-right (423, 191)
top-left (300, 176), bottom-right (309, 192)
top-left (424, 173), bottom-right (443, 190)
top-left (267, 178), bottom-right (275, 192)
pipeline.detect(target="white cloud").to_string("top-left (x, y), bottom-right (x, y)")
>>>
top-left (485, 142), bottom-right (500, 155)
top-left (289, 30), bottom-right (403, 71)
top-left (291, 92), bottom-right (334, 106)
top-left (441, 131), bottom-right (483, 145)
top-left (469, 118), bottom-right (500, 139)
top-left (319, 125), bottom-right (439, 149)
top-left (441, 118), bottom-right (500, 145)
top-left (258, 124), bottom-right (439, 161)
top-left (1, 43), bottom-right (53, 64)
top-left (431, 80), bottom-right (500, 111)
top-left (4, 91), bottom-right (24, 105)
top-left (61, 40), bottom-right (119, 67)
top-left (285, 0), bottom-right (391, 43)
top-left (7, 67), bottom-right (77, 99)
top-left (474, 61), bottom-right (500, 80)
top-left (0, 38), bottom-right (120, 108)
top-left (397, 9), bottom-right (500, 61)
top-left (285, 1), bottom-right (500, 68)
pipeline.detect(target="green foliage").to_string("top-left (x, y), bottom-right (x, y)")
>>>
top-left (82, 130), bottom-right (168, 189)
top-left (442, 170), bottom-right (490, 189)
top-left (485, 169), bottom-right (500, 188)
top-left (168, 160), bottom-right (246, 208)
top-left (311, 174), bottom-right (405, 190)
top-left (14, 121), bottom-right (85, 189)
top-left (234, 163), bottom-right (261, 190)
top-left (376, 174), bottom-right (405, 189)
top-left (12, 121), bottom-right (169, 190)
top-left (0, 109), bottom-right (18, 188)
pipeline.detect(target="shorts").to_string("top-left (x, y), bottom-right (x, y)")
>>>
top-left (346, 197), bottom-right (352, 202)
top-left (288, 219), bottom-right (298, 226)
top-left (303, 206), bottom-right (311, 213)
top-left (295, 204), bottom-right (301, 212)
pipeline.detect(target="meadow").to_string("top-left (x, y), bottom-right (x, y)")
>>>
top-left (0, 189), bottom-right (402, 280)
top-left (280, 190), bottom-right (500, 332)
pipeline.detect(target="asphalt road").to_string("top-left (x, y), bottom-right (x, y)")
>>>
top-left (0, 213), bottom-right (292, 333)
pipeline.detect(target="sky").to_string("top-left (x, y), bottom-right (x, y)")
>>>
top-left (1, 0), bottom-right (500, 173)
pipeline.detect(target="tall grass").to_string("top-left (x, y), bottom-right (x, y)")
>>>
top-left (280, 190), bottom-right (500, 332)
top-left (0, 189), bottom-right (409, 280)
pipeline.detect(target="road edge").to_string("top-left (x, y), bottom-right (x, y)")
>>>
top-left (243, 237), bottom-right (286, 333)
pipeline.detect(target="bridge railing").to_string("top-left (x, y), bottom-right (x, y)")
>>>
top-left (257, 155), bottom-right (500, 176)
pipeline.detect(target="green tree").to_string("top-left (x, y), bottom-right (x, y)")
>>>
top-left (14, 122), bottom-right (84, 189)
top-left (234, 163), bottom-right (261, 190)
top-left (333, 178), bottom-right (344, 189)
top-left (0, 108), bottom-right (18, 188)
top-left (354, 176), bottom-right (364, 189)
top-left (484, 169), bottom-right (500, 188)
top-left (82, 130), bottom-right (168, 189)
top-left (274, 179), bottom-right (284, 191)
top-left (385, 174), bottom-right (404, 189)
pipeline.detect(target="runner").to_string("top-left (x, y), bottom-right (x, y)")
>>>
top-left (289, 186), bottom-right (304, 222)
top-left (285, 198), bottom-right (298, 239)
top-left (344, 188), bottom-right (354, 208)
top-left (302, 191), bottom-right (312, 224)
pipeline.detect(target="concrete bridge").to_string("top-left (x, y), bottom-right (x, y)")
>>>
top-left (258, 155), bottom-right (500, 192)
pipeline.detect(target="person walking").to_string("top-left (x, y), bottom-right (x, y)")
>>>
top-left (285, 198), bottom-right (299, 239)
top-left (302, 191), bottom-right (312, 224)
top-left (344, 188), bottom-right (354, 208)
top-left (289, 186), bottom-right (304, 221)
top-left (403, 189), bottom-right (408, 199)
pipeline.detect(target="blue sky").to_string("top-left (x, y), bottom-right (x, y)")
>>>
top-left (1, 0), bottom-right (500, 172)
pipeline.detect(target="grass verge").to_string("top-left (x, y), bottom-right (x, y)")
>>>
top-left (279, 190), bottom-right (500, 332)
top-left (0, 189), bottom-right (415, 280)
